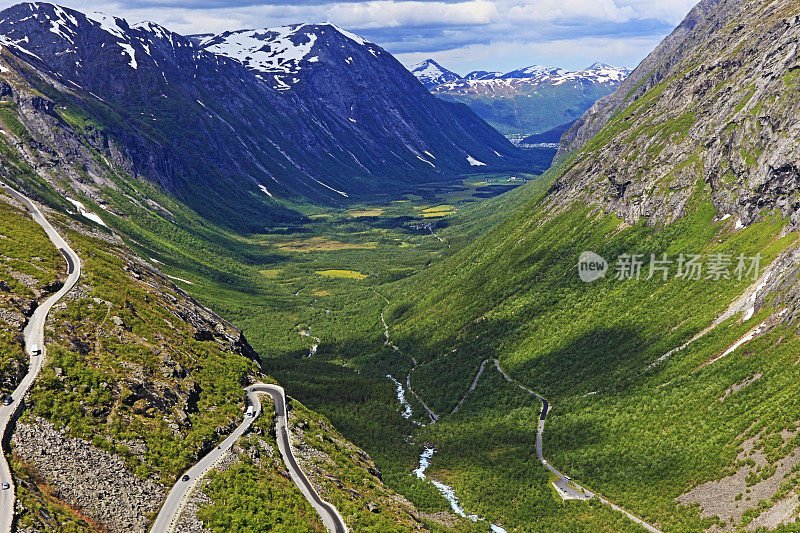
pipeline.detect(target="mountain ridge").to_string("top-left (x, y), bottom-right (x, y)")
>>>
top-left (408, 59), bottom-right (631, 135)
top-left (0, 2), bottom-right (541, 232)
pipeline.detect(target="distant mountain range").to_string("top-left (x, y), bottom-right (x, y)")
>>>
top-left (409, 59), bottom-right (631, 136)
top-left (0, 3), bottom-right (545, 232)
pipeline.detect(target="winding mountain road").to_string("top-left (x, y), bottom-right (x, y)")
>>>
top-left (492, 360), bottom-right (662, 532)
top-left (378, 297), bottom-right (662, 532)
top-left (150, 384), bottom-right (346, 533)
top-left (0, 184), bottom-right (82, 533)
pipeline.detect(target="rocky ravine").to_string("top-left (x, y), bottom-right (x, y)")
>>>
top-left (555, 0), bottom-right (730, 161)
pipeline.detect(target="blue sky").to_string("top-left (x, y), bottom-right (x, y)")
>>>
top-left (1, 0), bottom-right (699, 73)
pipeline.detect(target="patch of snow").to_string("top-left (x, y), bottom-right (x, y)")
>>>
top-left (165, 274), bottom-right (194, 285)
top-left (735, 218), bottom-right (746, 229)
top-left (48, 5), bottom-right (78, 42)
top-left (416, 155), bottom-right (435, 168)
top-left (258, 184), bottom-right (273, 197)
top-left (309, 176), bottom-right (348, 197)
top-left (0, 35), bottom-right (42, 60)
top-left (466, 155), bottom-right (486, 166)
top-left (199, 24), bottom-right (318, 84)
top-left (720, 213), bottom-right (731, 221)
top-left (66, 197), bottom-right (107, 227)
top-left (86, 12), bottom-right (138, 68)
top-left (86, 11), bottom-right (126, 40)
top-left (118, 42), bottom-right (137, 69)
top-left (411, 60), bottom-right (446, 79)
top-left (327, 23), bottom-right (369, 46)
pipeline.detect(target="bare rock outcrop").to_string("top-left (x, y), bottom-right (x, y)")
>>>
top-left (553, 0), bottom-right (800, 231)
top-left (11, 417), bottom-right (165, 533)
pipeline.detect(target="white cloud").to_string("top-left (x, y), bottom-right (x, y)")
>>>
top-left (624, 0), bottom-right (699, 24)
top-left (327, 1), bottom-right (498, 29)
top-left (506, 0), bottom-right (635, 24)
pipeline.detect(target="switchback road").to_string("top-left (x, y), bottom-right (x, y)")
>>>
top-left (0, 185), bottom-right (82, 533)
top-left (150, 384), bottom-right (346, 533)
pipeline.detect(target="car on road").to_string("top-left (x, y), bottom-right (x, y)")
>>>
top-left (182, 475), bottom-right (190, 482)
top-left (2, 397), bottom-right (12, 406)
top-left (246, 405), bottom-right (255, 417)
top-left (1, 482), bottom-right (10, 490)
top-left (30, 344), bottom-right (41, 356)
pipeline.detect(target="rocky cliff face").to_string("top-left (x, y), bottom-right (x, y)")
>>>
top-left (550, 0), bottom-right (800, 229)
top-left (555, 0), bottom-right (728, 160)
top-left (0, 3), bottom-right (537, 232)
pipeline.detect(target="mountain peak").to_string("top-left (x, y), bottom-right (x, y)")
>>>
top-left (408, 58), bottom-right (461, 88)
top-left (501, 65), bottom-right (565, 79)
top-left (196, 22), bottom-right (377, 90)
top-left (464, 70), bottom-right (502, 80)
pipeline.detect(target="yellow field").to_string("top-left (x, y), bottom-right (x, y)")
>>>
top-left (271, 236), bottom-right (375, 252)
top-left (315, 269), bottom-right (367, 280)
top-left (309, 214), bottom-right (332, 219)
top-left (347, 208), bottom-right (384, 217)
top-left (421, 204), bottom-right (455, 214)
top-left (259, 268), bottom-right (283, 278)
top-left (419, 204), bottom-right (456, 218)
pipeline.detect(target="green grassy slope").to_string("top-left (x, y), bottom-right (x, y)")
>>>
top-left (0, 191), bottom-right (437, 529)
top-left (387, 173), bottom-right (799, 529)
top-left (0, 198), bottom-right (64, 397)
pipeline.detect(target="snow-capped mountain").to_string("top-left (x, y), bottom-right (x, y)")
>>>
top-left (431, 63), bottom-right (631, 91)
top-left (465, 70), bottom-right (502, 80)
top-left (408, 59), bottom-right (461, 88)
top-left (0, 3), bottom-right (542, 230)
top-left (500, 65), bottom-right (566, 79)
top-left (409, 59), bottom-right (631, 90)
top-left (196, 23), bottom-right (383, 91)
top-left (0, 3), bottom-right (199, 77)
top-left (408, 59), bottom-right (631, 135)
